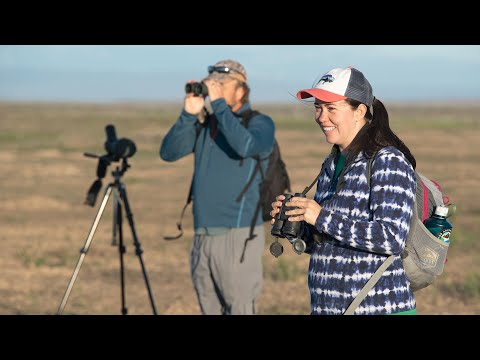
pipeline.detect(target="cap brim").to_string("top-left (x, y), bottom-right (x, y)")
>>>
top-left (296, 88), bottom-right (347, 102)
top-left (205, 73), bottom-right (229, 81)
top-left (204, 72), bottom-right (246, 83)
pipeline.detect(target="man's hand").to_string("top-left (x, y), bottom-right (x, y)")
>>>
top-left (203, 79), bottom-right (224, 102)
top-left (184, 81), bottom-right (205, 116)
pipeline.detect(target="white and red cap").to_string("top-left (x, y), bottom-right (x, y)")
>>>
top-left (296, 66), bottom-right (374, 107)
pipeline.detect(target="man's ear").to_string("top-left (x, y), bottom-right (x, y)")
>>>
top-left (235, 84), bottom-right (246, 102)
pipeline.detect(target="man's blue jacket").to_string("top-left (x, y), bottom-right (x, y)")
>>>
top-left (160, 98), bottom-right (275, 231)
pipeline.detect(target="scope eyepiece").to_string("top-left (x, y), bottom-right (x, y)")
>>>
top-left (103, 124), bottom-right (137, 161)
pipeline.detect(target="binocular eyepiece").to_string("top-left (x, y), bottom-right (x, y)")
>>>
top-left (185, 82), bottom-right (208, 97)
top-left (270, 192), bottom-right (311, 257)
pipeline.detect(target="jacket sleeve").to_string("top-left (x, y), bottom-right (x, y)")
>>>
top-left (314, 148), bottom-right (416, 256)
top-left (211, 99), bottom-right (275, 158)
top-left (159, 109), bottom-right (200, 162)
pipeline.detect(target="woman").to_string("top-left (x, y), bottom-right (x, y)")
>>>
top-left (271, 66), bottom-right (417, 315)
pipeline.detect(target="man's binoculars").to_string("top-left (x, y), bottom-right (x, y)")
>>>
top-left (185, 82), bottom-right (208, 97)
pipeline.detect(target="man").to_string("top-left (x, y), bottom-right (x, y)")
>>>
top-left (160, 59), bottom-right (275, 315)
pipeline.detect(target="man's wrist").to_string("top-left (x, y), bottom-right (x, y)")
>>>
top-left (210, 98), bottom-right (228, 112)
top-left (181, 108), bottom-right (199, 119)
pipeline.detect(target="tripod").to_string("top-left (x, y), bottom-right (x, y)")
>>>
top-left (57, 159), bottom-right (158, 315)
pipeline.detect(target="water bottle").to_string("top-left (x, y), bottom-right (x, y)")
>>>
top-left (423, 205), bottom-right (452, 244)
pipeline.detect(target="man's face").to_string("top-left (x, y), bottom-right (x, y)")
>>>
top-left (221, 78), bottom-right (244, 111)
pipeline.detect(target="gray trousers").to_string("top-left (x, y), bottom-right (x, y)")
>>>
top-left (190, 226), bottom-right (265, 315)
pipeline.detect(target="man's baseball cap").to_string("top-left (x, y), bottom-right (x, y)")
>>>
top-left (204, 59), bottom-right (247, 84)
top-left (296, 66), bottom-right (374, 107)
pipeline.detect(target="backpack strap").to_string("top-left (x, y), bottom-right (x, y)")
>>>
top-left (238, 109), bottom-right (261, 167)
top-left (418, 173), bottom-right (445, 221)
top-left (366, 152), bottom-right (377, 221)
top-left (163, 109), bottom-right (207, 241)
top-left (236, 109), bottom-right (264, 201)
top-left (347, 150), bottom-right (407, 314)
top-left (235, 109), bottom-right (269, 263)
top-left (236, 160), bottom-right (262, 202)
top-left (345, 150), bottom-right (394, 314)
top-left (421, 178), bottom-right (429, 222)
top-left (344, 255), bottom-right (395, 315)
top-left (240, 109), bottom-right (259, 128)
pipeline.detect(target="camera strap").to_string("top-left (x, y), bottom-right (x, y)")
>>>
top-left (302, 171), bottom-right (322, 196)
top-left (301, 145), bottom-right (341, 197)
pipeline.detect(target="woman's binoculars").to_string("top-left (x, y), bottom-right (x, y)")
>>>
top-left (185, 82), bottom-right (208, 97)
top-left (270, 192), bottom-right (310, 256)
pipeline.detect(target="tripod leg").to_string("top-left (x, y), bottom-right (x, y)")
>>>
top-left (115, 189), bottom-right (128, 315)
top-left (118, 183), bottom-right (158, 315)
top-left (57, 185), bottom-right (113, 315)
top-left (112, 187), bottom-right (118, 246)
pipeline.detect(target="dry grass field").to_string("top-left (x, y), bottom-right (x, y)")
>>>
top-left (1, 101), bottom-right (479, 315)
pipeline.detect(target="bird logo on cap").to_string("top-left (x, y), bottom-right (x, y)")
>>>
top-left (319, 74), bottom-right (335, 84)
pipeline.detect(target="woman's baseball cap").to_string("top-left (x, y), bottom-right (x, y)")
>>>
top-left (296, 66), bottom-right (374, 107)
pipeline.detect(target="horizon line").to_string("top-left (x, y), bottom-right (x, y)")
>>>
top-left (1, 98), bottom-right (480, 107)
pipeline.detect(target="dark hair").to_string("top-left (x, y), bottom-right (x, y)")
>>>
top-left (344, 98), bottom-right (416, 169)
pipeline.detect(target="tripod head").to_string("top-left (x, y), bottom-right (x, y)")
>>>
top-left (84, 124), bottom-right (137, 207)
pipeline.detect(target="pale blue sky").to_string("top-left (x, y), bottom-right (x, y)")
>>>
top-left (1, 45), bottom-right (479, 103)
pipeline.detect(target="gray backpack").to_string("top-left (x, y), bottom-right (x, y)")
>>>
top-left (345, 152), bottom-right (454, 315)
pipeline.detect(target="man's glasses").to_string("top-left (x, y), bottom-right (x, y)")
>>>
top-left (208, 65), bottom-right (241, 75)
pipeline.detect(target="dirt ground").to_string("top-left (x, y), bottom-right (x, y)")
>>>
top-left (0, 102), bottom-right (479, 315)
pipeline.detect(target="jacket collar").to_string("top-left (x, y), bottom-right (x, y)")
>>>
top-left (324, 145), bottom-right (367, 179)
top-left (232, 102), bottom-right (251, 118)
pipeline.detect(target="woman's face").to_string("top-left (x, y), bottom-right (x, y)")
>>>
top-left (314, 99), bottom-right (366, 151)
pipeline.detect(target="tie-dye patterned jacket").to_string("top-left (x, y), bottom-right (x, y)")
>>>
top-left (304, 145), bottom-right (416, 315)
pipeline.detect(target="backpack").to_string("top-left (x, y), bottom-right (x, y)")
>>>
top-left (234, 109), bottom-right (291, 262)
top-left (164, 108), bottom-right (291, 248)
top-left (236, 109), bottom-right (291, 222)
top-left (344, 151), bottom-right (454, 314)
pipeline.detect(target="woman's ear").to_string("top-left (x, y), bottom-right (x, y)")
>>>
top-left (355, 103), bottom-right (368, 121)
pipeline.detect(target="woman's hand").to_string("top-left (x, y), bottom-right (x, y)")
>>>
top-left (284, 197), bottom-right (322, 226)
top-left (270, 194), bottom-right (285, 225)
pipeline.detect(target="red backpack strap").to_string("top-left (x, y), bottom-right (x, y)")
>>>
top-left (431, 179), bottom-right (449, 204)
top-left (431, 179), bottom-right (442, 192)
top-left (420, 178), bottom-right (429, 222)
